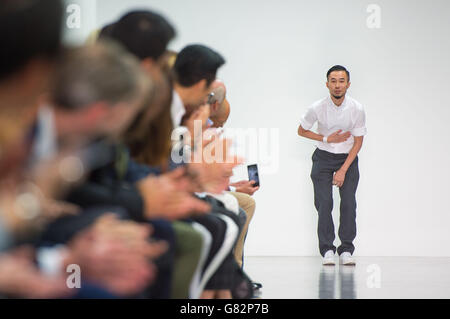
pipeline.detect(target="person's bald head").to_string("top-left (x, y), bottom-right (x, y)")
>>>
top-left (209, 79), bottom-right (227, 117)
top-left (211, 98), bottom-right (230, 128)
top-left (210, 79), bottom-right (226, 98)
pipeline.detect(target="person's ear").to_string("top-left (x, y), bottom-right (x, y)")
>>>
top-left (326, 81), bottom-right (330, 89)
top-left (347, 81), bottom-right (351, 89)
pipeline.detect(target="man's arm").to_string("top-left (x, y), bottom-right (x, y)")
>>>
top-left (297, 125), bottom-right (324, 142)
top-left (333, 136), bottom-right (364, 187)
top-left (298, 125), bottom-right (351, 144)
top-left (341, 136), bottom-right (363, 172)
top-left (229, 180), bottom-right (259, 196)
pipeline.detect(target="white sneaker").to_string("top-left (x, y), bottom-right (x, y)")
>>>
top-left (339, 252), bottom-right (356, 265)
top-left (322, 250), bottom-right (335, 265)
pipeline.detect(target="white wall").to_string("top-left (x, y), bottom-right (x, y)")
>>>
top-left (73, 0), bottom-right (450, 256)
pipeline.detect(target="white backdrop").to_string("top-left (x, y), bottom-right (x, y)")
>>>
top-left (65, 0), bottom-right (450, 256)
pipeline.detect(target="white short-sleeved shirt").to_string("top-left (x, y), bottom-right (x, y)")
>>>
top-left (300, 95), bottom-right (367, 154)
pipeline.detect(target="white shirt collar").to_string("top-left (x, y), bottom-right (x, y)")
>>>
top-left (328, 95), bottom-right (347, 110)
top-left (32, 105), bottom-right (57, 162)
top-left (171, 90), bottom-right (186, 127)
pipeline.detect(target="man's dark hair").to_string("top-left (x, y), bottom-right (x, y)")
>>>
top-left (102, 10), bottom-right (176, 61)
top-left (173, 44), bottom-right (225, 87)
top-left (0, 0), bottom-right (63, 81)
top-left (327, 65), bottom-right (350, 82)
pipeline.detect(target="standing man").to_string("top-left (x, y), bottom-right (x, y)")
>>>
top-left (298, 65), bottom-right (367, 266)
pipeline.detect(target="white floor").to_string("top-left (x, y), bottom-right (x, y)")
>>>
top-left (244, 256), bottom-right (450, 299)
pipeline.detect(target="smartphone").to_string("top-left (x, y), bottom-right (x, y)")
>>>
top-left (247, 164), bottom-right (260, 187)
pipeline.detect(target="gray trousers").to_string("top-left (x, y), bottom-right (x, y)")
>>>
top-left (310, 148), bottom-right (359, 257)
